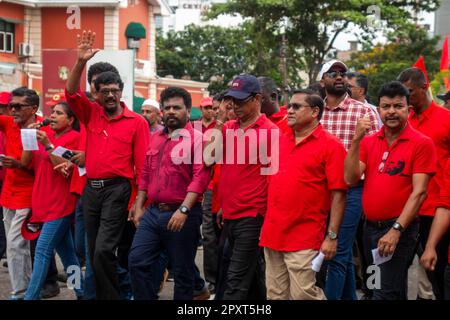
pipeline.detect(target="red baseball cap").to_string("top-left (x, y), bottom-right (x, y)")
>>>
top-left (0, 92), bottom-right (11, 105)
top-left (199, 97), bottom-right (214, 107)
top-left (21, 212), bottom-right (43, 241)
top-left (46, 92), bottom-right (66, 106)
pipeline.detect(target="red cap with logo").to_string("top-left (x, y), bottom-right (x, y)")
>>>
top-left (46, 92), bottom-right (66, 106)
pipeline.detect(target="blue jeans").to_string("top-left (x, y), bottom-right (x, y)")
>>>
top-left (325, 184), bottom-right (363, 300)
top-left (129, 204), bottom-right (202, 300)
top-left (24, 213), bottom-right (84, 300)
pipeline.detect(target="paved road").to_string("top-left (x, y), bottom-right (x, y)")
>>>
top-left (0, 248), bottom-right (426, 300)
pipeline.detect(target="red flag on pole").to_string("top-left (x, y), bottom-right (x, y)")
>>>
top-left (440, 35), bottom-right (450, 90)
top-left (413, 55), bottom-right (430, 88)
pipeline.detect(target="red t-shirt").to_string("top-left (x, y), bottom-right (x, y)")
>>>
top-left (192, 120), bottom-right (216, 190)
top-left (219, 114), bottom-right (279, 220)
top-left (0, 131), bottom-right (6, 184)
top-left (409, 101), bottom-right (450, 216)
top-left (211, 164), bottom-right (221, 214)
top-left (268, 107), bottom-right (291, 135)
top-left (259, 125), bottom-right (347, 251)
top-left (31, 129), bottom-right (80, 223)
top-left (69, 124), bottom-right (87, 196)
top-left (0, 115), bottom-right (49, 209)
top-left (360, 124), bottom-right (437, 221)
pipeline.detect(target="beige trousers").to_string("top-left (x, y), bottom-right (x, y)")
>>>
top-left (264, 247), bottom-right (326, 300)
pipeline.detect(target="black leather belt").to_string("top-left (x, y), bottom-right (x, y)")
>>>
top-left (88, 178), bottom-right (129, 189)
top-left (153, 203), bottom-right (181, 212)
top-left (365, 218), bottom-right (397, 229)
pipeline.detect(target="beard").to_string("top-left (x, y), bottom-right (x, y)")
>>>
top-left (325, 82), bottom-right (348, 96)
top-left (163, 115), bottom-right (185, 129)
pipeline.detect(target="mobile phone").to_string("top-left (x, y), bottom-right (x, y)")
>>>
top-left (61, 150), bottom-right (75, 161)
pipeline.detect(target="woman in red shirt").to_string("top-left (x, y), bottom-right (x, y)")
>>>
top-left (21, 102), bottom-right (83, 300)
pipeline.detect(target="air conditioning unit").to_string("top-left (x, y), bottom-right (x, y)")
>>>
top-left (19, 43), bottom-right (34, 57)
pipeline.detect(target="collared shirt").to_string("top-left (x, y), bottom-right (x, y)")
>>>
top-left (32, 129), bottom-right (79, 222)
top-left (409, 101), bottom-right (450, 216)
top-left (69, 124), bottom-right (87, 196)
top-left (192, 119), bottom-right (217, 134)
top-left (360, 124), bottom-right (436, 221)
top-left (259, 125), bottom-right (347, 251)
top-left (437, 158), bottom-right (449, 210)
top-left (322, 94), bottom-right (378, 150)
top-left (139, 122), bottom-right (211, 204)
top-left (0, 115), bottom-right (48, 209)
top-left (364, 99), bottom-right (383, 130)
top-left (65, 88), bottom-right (150, 180)
top-left (268, 107), bottom-right (291, 135)
top-left (219, 114), bottom-right (279, 220)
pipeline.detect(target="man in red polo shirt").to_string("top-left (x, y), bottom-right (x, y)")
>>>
top-left (258, 77), bottom-right (290, 135)
top-left (345, 81), bottom-right (437, 300)
top-left (0, 91), bottom-right (10, 264)
top-left (0, 87), bottom-right (48, 299)
top-left (398, 68), bottom-right (450, 300)
top-left (65, 30), bottom-right (150, 300)
top-left (260, 89), bottom-right (347, 300)
top-left (205, 74), bottom-right (279, 300)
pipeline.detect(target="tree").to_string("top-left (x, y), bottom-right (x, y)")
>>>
top-left (208, 0), bottom-right (440, 84)
top-left (348, 27), bottom-right (441, 102)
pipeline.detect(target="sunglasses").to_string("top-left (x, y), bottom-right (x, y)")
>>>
top-left (325, 71), bottom-right (347, 79)
top-left (231, 94), bottom-right (256, 107)
top-left (378, 151), bottom-right (389, 173)
top-left (287, 103), bottom-right (312, 111)
top-left (8, 103), bottom-right (35, 111)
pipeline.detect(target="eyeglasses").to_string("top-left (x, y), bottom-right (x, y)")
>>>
top-left (98, 88), bottom-right (121, 96)
top-left (287, 103), bottom-right (311, 111)
top-left (325, 71), bottom-right (347, 79)
top-left (8, 103), bottom-right (35, 111)
top-left (378, 151), bottom-right (389, 173)
top-left (231, 94), bottom-right (256, 107)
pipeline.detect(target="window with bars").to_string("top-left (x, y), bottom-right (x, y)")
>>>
top-left (0, 21), bottom-right (15, 53)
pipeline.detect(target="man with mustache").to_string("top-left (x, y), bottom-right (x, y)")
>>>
top-left (129, 87), bottom-right (211, 300)
top-left (398, 67), bottom-right (450, 300)
top-left (344, 81), bottom-right (436, 299)
top-left (65, 30), bottom-right (150, 300)
top-left (319, 60), bottom-right (378, 300)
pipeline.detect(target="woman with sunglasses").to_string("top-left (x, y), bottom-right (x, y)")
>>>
top-left (21, 101), bottom-right (83, 300)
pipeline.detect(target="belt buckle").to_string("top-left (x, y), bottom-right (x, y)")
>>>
top-left (91, 180), bottom-right (104, 188)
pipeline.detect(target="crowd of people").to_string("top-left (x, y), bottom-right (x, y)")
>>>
top-left (0, 30), bottom-right (449, 300)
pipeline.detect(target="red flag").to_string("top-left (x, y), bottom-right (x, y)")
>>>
top-left (413, 55), bottom-right (430, 88)
top-left (440, 35), bottom-right (449, 71)
top-left (440, 35), bottom-right (450, 90)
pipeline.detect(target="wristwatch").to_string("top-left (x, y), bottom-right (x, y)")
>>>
top-left (392, 222), bottom-right (405, 233)
top-left (45, 144), bottom-right (55, 151)
top-left (179, 205), bottom-right (190, 215)
top-left (328, 230), bottom-right (338, 240)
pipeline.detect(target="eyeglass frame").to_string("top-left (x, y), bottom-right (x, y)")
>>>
top-left (8, 103), bottom-right (36, 111)
top-left (324, 71), bottom-right (347, 79)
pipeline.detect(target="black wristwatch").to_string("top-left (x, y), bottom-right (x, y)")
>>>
top-left (179, 205), bottom-right (190, 215)
top-left (392, 222), bottom-right (405, 233)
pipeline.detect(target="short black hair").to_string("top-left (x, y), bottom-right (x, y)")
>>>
top-left (347, 72), bottom-right (369, 95)
top-left (160, 87), bottom-right (192, 110)
top-left (94, 71), bottom-right (124, 91)
top-left (87, 62), bottom-right (119, 84)
top-left (397, 68), bottom-right (427, 87)
top-left (213, 91), bottom-right (226, 102)
top-left (377, 81), bottom-right (410, 106)
top-left (306, 82), bottom-right (326, 99)
top-left (11, 87), bottom-right (39, 106)
top-left (53, 101), bottom-right (80, 132)
top-left (291, 88), bottom-right (325, 120)
top-left (257, 77), bottom-right (278, 96)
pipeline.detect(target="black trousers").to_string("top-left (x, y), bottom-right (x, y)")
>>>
top-left (0, 207), bottom-right (6, 259)
top-left (418, 215), bottom-right (450, 300)
top-left (445, 264), bottom-right (450, 300)
top-left (82, 180), bottom-right (131, 300)
top-left (223, 215), bottom-right (266, 300)
top-left (202, 190), bottom-right (221, 286)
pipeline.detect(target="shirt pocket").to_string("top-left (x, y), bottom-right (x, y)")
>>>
top-left (146, 149), bottom-right (160, 171)
top-left (110, 131), bottom-right (134, 156)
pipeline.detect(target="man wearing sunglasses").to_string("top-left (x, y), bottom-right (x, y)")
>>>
top-left (319, 59), bottom-right (379, 300)
top-left (205, 74), bottom-right (279, 300)
top-left (0, 87), bottom-right (50, 299)
top-left (344, 81), bottom-right (436, 299)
